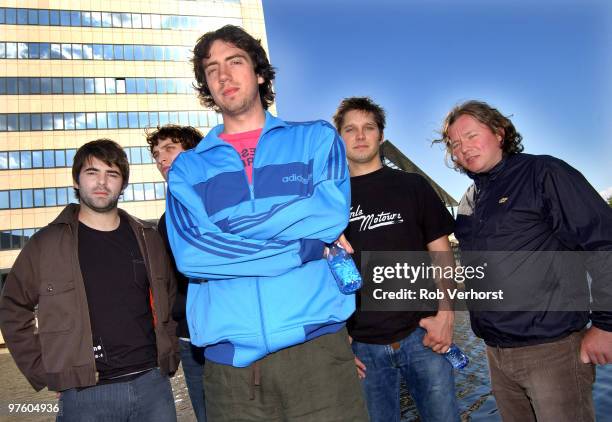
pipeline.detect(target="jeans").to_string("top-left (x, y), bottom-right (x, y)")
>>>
top-left (57, 368), bottom-right (176, 422)
top-left (179, 338), bottom-right (207, 422)
top-left (351, 327), bottom-right (460, 422)
top-left (486, 330), bottom-right (595, 422)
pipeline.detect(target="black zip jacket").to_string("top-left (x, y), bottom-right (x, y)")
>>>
top-left (455, 153), bottom-right (612, 347)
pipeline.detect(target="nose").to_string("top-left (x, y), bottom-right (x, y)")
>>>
top-left (218, 63), bottom-right (230, 83)
top-left (355, 128), bottom-right (366, 140)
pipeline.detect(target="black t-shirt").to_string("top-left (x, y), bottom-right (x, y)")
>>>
top-left (78, 216), bottom-right (157, 382)
top-left (345, 166), bottom-right (454, 344)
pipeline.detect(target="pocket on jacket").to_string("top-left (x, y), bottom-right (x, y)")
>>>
top-left (37, 281), bottom-right (76, 333)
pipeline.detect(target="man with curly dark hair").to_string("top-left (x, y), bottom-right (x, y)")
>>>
top-left (165, 25), bottom-right (367, 421)
top-left (438, 100), bottom-right (612, 422)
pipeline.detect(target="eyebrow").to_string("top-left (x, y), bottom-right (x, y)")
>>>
top-left (204, 53), bottom-right (248, 69)
top-left (83, 166), bottom-right (120, 175)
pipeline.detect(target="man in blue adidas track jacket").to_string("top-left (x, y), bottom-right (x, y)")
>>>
top-left (165, 25), bottom-right (367, 421)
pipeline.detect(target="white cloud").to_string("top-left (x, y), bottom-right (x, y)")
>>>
top-left (599, 186), bottom-right (612, 200)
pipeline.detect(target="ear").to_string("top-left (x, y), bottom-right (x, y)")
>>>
top-left (73, 180), bottom-right (79, 190)
top-left (495, 128), bottom-right (505, 144)
top-left (379, 131), bottom-right (385, 145)
top-left (257, 74), bottom-right (264, 85)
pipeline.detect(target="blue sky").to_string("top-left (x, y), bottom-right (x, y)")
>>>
top-left (262, 0), bottom-right (612, 202)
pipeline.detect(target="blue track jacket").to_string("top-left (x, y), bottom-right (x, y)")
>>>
top-left (166, 112), bottom-right (354, 367)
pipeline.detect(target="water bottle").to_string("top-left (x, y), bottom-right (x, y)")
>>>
top-left (326, 243), bottom-right (362, 294)
top-left (444, 344), bottom-right (469, 369)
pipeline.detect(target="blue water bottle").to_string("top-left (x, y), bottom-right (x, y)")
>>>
top-left (444, 344), bottom-right (469, 369)
top-left (326, 244), bottom-right (362, 294)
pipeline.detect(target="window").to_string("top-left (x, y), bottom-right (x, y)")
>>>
top-left (86, 113), bottom-right (97, 129)
top-left (116, 78), bottom-right (126, 94)
top-left (84, 78), bottom-right (95, 94)
top-left (52, 78), bottom-right (62, 94)
top-left (92, 44), bottom-right (103, 60)
top-left (82, 44), bottom-right (93, 59)
top-left (70, 11), bottom-right (81, 26)
top-left (94, 78), bottom-right (105, 94)
top-left (105, 78), bottom-right (116, 94)
top-left (146, 78), bottom-right (156, 94)
top-left (55, 150), bottom-right (66, 167)
top-left (144, 183), bottom-right (155, 200)
top-left (34, 189), bottom-right (44, 207)
top-left (29, 78), bottom-right (40, 94)
top-left (42, 114), bottom-right (53, 131)
top-left (9, 152), bottom-right (20, 169)
top-left (131, 14), bottom-right (142, 29)
top-left (10, 190), bottom-right (21, 209)
top-left (122, 185), bottom-right (133, 202)
top-left (32, 151), bottom-right (43, 167)
top-left (19, 114), bottom-right (30, 131)
top-left (18, 43), bottom-right (28, 59)
top-left (91, 11), bottom-right (101, 27)
top-left (72, 44), bottom-right (83, 60)
top-left (6, 43), bottom-right (17, 59)
top-left (103, 44), bottom-right (113, 60)
top-left (149, 112), bottom-right (159, 128)
top-left (131, 148), bottom-right (142, 164)
top-left (113, 45), bottom-right (123, 60)
top-left (82, 11), bottom-right (91, 27)
top-left (141, 14), bottom-right (151, 28)
top-left (112, 12), bottom-right (121, 28)
top-left (57, 187), bottom-right (68, 205)
top-left (43, 150), bottom-right (55, 168)
top-left (39, 43), bottom-right (50, 59)
top-left (22, 189), bottom-right (33, 208)
top-left (139, 112), bottom-right (149, 128)
top-left (66, 149), bottom-right (76, 165)
top-left (39, 10), bottom-right (49, 25)
top-left (64, 113), bottom-right (75, 130)
top-left (49, 10), bottom-right (59, 26)
top-left (20, 151), bottom-right (32, 169)
top-left (17, 9), bottom-right (28, 24)
top-left (50, 43), bottom-right (61, 59)
top-left (128, 112), bottom-right (139, 129)
top-left (62, 77), bottom-right (73, 94)
top-left (73, 78), bottom-right (84, 94)
top-left (61, 44), bottom-right (72, 59)
top-left (30, 114), bottom-right (42, 131)
top-left (126, 78), bottom-right (136, 94)
top-left (136, 78), bottom-right (146, 94)
top-left (75, 113), bottom-right (86, 130)
top-left (144, 45), bottom-right (155, 61)
top-left (124, 45), bottom-right (134, 61)
top-left (96, 112), bottom-right (107, 129)
top-left (155, 182), bottom-right (166, 199)
top-left (45, 188), bottom-right (57, 206)
top-left (121, 13), bottom-right (131, 28)
top-left (60, 10), bottom-right (71, 26)
top-left (133, 184), bottom-right (145, 201)
top-left (118, 113), bottom-right (128, 128)
top-left (18, 78), bottom-right (29, 94)
top-left (28, 43), bottom-right (39, 59)
top-left (0, 192), bottom-right (9, 210)
top-left (107, 112), bottom-right (118, 129)
top-left (152, 14), bottom-right (162, 29)
top-left (101, 12), bottom-right (112, 28)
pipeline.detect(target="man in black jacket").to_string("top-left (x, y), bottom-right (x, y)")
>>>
top-left (438, 100), bottom-right (612, 422)
top-left (146, 125), bottom-right (206, 421)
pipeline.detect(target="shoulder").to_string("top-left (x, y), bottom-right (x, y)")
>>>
top-left (278, 119), bottom-right (339, 142)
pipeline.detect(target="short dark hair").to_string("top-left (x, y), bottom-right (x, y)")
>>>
top-left (145, 125), bottom-right (203, 155)
top-left (72, 139), bottom-right (129, 200)
top-left (333, 97), bottom-right (386, 132)
top-left (436, 100), bottom-right (524, 171)
top-left (192, 25), bottom-right (275, 111)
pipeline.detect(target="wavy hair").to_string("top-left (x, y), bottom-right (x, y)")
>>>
top-left (435, 100), bottom-right (523, 171)
top-left (192, 25), bottom-right (275, 111)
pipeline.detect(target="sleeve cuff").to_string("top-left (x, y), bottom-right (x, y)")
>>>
top-left (591, 312), bottom-right (612, 332)
top-left (299, 239), bottom-right (325, 264)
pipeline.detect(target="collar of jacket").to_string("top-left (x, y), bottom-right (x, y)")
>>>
top-left (194, 110), bottom-right (289, 154)
top-left (49, 203), bottom-right (155, 231)
top-left (467, 153), bottom-right (517, 189)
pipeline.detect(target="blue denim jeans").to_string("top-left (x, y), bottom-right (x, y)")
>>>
top-left (179, 338), bottom-right (207, 422)
top-left (57, 368), bottom-right (176, 422)
top-left (351, 328), bottom-right (460, 422)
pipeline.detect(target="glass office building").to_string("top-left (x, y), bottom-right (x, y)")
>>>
top-left (0, 0), bottom-right (270, 280)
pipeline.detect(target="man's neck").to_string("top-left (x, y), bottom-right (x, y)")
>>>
top-left (78, 206), bottom-right (121, 231)
top-left (349, 159), bottom-right (383, 177)
top-left (221, 108), bottom-right (266, 135)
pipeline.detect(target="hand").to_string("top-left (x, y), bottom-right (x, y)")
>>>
top-left (354, 355), bottom-right (366, 379)
top-left (335, 234), bottom-right (354, 254)
top-left (580, 326), bottom-right (612, 365)
top-left (419, 311), bottom-right (454, 354)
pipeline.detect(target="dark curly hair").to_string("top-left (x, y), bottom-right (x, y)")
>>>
top-left (145, 124), bottom-right (203, 155)
top-left (333, 97), bottom-right (386, 133)
top-left (192, 25), bottom-right (275, 111)
top-left (435, 100), bottom-right (524, 172)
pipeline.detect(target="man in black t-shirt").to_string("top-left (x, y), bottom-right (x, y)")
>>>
top-left (0, 140), bottom-right (179, 421)
top-left (333, 97), bottom-right (460, 422)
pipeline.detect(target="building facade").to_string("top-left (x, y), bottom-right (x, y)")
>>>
top-left (0, 0), bottom-right (269, 283)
